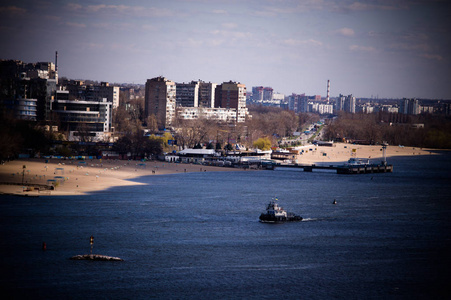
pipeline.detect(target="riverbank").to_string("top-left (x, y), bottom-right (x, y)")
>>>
top-left (0, 143), bottom-right (442, 196)
top-left (293, 143), bottom-right (439, 165)
top-left (0, 158), bottom-right (236, 197)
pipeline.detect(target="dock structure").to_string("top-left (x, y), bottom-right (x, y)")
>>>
top-left (275, 163), bottom-right (393, 174)
top-left (335, 164), bottom-right (393, 174)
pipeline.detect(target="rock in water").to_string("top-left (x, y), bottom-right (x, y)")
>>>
top-left (70, 254), bottom-right (123, 261)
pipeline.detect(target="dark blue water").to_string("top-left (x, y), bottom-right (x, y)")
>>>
top-left (1, 153), bottom-right (450, 299)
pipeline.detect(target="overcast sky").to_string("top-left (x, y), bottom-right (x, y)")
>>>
top-left (1, 0), bottom-right (450, 99)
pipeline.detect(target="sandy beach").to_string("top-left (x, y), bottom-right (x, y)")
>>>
top-left (293, 143), bottom-right (439, 165)
top-left (0, 158), bottom-right (234, 197)
top-left (0, 143), bottom-right (440, 196)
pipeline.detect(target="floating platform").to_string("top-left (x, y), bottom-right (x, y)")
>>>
top-left (70, 254), bottom-right (123, 261)
top-left (336, 164), bottom-right (393, 174)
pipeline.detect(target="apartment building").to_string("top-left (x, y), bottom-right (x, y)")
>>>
top-left (215, 81), bottom-right (248, 123)
top-left (145, 77), bottom-right (249, 128)
top-left (400, 98), bottom-right (420, 115)
top-left (198, 81), bottom-right (217, 108)
top-left (145, 77), bottom-right (177, 130)
top-left (176, 81), bottom-right (199, 107)
top-left (336, 94), bottom-right (356, 113)
top-left (251, 86), bottom-right (273, 102)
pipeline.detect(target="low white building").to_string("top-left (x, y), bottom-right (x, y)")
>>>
top-left (176, 107), bottom-right (237, 122)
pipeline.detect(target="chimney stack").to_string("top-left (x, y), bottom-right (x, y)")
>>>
top-left (326, 79), bottom-right (330, 103)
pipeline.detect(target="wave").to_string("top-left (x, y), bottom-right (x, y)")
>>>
top-left (301, 217), bottom-right (318, 222)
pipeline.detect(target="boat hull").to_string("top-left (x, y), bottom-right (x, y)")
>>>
top-left (259, 213), bottom-right (302, 223)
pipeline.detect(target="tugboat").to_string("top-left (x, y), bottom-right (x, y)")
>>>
top-left (259, 199), bottom-right (302, 223)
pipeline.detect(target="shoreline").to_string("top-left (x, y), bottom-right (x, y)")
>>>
top-left (293, 143), bottom-right (441, 165)
top-left (0, 143), bottom-right (444, 196)
top-left (0, 158), bottom-right (239, 197)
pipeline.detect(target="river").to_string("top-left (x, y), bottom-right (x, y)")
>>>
top-left (1, 152), bottom-right (450, 299)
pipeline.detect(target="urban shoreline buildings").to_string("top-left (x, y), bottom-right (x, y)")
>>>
top-left (145, 77), bottom-right (249, 130)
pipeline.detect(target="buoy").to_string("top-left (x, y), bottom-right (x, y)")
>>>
top-left (42, 242), bottom-right (46, 251)
top-left (333, 199), bottom-right (337, 204)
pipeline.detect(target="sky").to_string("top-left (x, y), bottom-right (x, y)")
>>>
top-left (1, 0), bottom-right (450, 99)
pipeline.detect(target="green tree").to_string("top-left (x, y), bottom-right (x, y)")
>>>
top-left (253, 137), bottom-right (272, 150)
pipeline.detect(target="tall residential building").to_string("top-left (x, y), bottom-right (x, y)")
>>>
top-left (145, 77), bottom-right (176, 129)
top-left (400, 98), bottom-right (419, 115)
top-left (263, 87), bottom-right (273, 101)
top-left (176, 81), bottom-right (199, 107)
top-left (288, 93), bottom-right (307, 113)
top-left (215, 81), bottom-right (248, 123)
top-left (252, 86), bottom-right (264, 102)
top-left (251, 86), bottom-right (273, 102)
top-left (336, 94), bottom-right (355, 113)
top-left (335, 94), bottom-right (345, 111)
top-left (344, 94), bottom-right (356, 113)
top-left (175, 80), bottom-right (216, 108)
top-left (198, 81), bottom-right (217, 108)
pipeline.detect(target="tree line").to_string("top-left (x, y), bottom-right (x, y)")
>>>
top-left (3, 98), bottom-right (449, 162)
top-left (323, 111), bottom-right (451, 149)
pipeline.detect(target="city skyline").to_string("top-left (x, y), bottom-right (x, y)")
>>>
top-left (1, 0), bottom-right (450, 99)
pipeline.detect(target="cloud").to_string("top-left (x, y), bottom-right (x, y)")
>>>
top-left (142, 24), bottom-right (156, 31)
top-left (254, 0), bottom-right (326, 16)
top-left (209, 39), bottom-right (225, 47)
top-left (349, 45), bottom-right (376, 52)
top-left (82, 43), bottom-right (104, 50)
top-left (211, 29), bottom-right (251, 40)
top-left (65, 3), bottom-right (173, 18)
top-left (346, 1), bottom-right (406, 12)
top-left (44, 15), bottom-right (61, 22)
top-left (0, 5), bottom-right (26, 15)
top-left (185, 38), bottom-right (204, 48)
top-left (389, 42), bottom-right (430, 52)
top-left (335, 27), bottom-right (355, 37)
top-left (66, 22), bottom-right (87, 28)
top-left (222, 23), bottom-right (238, 30)
top-left (66, 3), bottom-right (82, 11)
top-left (86, 4), bottom-right (108, 13)
top-left (251, 0), bottom-right (413, 16)
top-left (213, 9), bottom-right (227, 14)
top-left (420, 53), bottom-right (443, 61)
top-left (284, 39), bottom-right (323, 47)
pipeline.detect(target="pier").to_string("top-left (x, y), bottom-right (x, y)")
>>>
top-left (274, 163), bottom-right (393, 174)
top-left (271, 142), bottom-right (393, 174)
